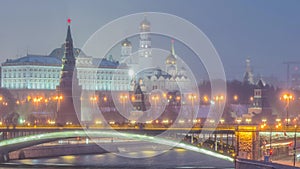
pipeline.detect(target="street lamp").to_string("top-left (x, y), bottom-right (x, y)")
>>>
top-left (294, 125), bottom-right (297, 167)
top-left (119, 94), bottom-right (128, 112)
top-left (203, 95), bottom-right (209, 104)
top-left (233, 95), bottom-right (238, 102)
top-left (188, 93), bottom-right (197, 124)
top-left (90, 96), bottom-right (98, 108)
top-left (281, 93), bottom-right (293, 126)
top-left (55, 95), bottom-right (63, 118)
top-left (151, 94), bottom-right (160, 120)
top-left (215, 95), bottom-right (225, 123)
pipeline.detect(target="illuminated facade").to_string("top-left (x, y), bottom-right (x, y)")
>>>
top-left (1, 55), bottom-right (130, 92)
top-left (121, 18), bottom-right (192, 93)
top-left (1, 55), bottom-right (61, 90)
top-left (1, 53), bottom-right (130, 92)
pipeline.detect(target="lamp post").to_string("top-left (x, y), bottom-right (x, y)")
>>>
top-left (119, 94), bottom-right (128, 113)
top-left (233, 95), bottom-right (238, 103)
top-left (90, 96), bottom-right (98, 106)
top-left (55, 95), bottom-right (63, 120)
top-left (282, 93), bottom-right (293, 126)
top-left (188, 93), bottom-right (197, 125)
top-left (215, 95), bottom-right (224, 123)
top-left (188, 93), bottom-right (197, 144)
top-left (151, 94), bottom-right (159, 120)
top-left (293, 125), bottom-right (297, 167)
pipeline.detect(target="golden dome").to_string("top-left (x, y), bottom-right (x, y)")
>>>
top-left (121, 38), bottom-right (132, 47)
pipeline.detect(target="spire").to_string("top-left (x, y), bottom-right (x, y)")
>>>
top-left (243, 58), bottom-right (254, 84)
top-left (171, 39), bottom-right (175, 56)
top-left (62, 18), bottom-right (75, 70)
top-left (66, 18), bottom-right (73, 43)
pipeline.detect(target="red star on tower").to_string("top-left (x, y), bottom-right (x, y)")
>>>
top-left (67, 18), bottom-right (71, 24)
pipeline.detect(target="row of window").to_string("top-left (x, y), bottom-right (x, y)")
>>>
top-left (3, 73), bottom-right (60, 78)
top-left (81, 84), bottom-right (129, 91)
top-left (3, 68), bottom-right (61, 72)
top-left (3, 82), bottom-right (130, 91)
top-left (3, 83), bottom-right (58, 90)
top-left (3, 79), bottom-right (59, 83)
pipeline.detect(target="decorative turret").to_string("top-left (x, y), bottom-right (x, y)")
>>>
top-left (120, 38), bottom-right (132, 61)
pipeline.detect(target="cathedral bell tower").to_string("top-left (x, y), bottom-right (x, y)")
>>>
top-left (139, 16), bottom-right (151, 58)
top-left (166, 40), bottom-right (177, 76)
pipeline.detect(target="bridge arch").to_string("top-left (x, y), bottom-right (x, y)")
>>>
top-left (0, 130), bottom-right (234, 162)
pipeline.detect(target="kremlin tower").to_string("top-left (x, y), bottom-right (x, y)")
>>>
top-left (56, 18), bottom-right (82, 125)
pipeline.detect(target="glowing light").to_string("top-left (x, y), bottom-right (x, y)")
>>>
top-left (0, 130), bottom-right (234, 162)
top-left (283, 93), bottom-right (293, 100)
top-left (245, 118), bottom-right (252, 124)
top-left (215, 95), bottom-right (224, 101)
top-left (67, 18), bottom-right (71, 24)
top-left (203, 95), bottom-right (209, 102)
top-left (233, 95), bottom-right (238, 101)
top-left (163, 93), bottom-right (167, 98)
top-left (130, 120), bottom-right (136, 124)
top-left (128, 69), bottom-right (134, 77)
top-left (95, 121), bottom-right (102, 124)
top-left (209, 119), bottom-right (215, 123)
top-left (178, 120), bottom-right (185, 124)
top-left (131, 96), bottom-right (135, 101)
top-left (162, 120), bottom-right (169, 124)
top-left (146, 120), bottom-right (152, 124)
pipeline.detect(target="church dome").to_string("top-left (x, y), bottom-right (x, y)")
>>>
top-left (166, 40), bottom-right (177, 65)
top-left (121, 38), bottom-right (132, 47)
top-left (140, 17), bottom-right (150, 31)
top-left (166, 53), bottom-right (176, 65)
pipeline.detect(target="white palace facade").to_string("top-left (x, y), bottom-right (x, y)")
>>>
top-left (1, 17), bottom-right (193, 99)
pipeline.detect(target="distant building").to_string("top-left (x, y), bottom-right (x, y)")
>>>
top-left (1, 54), bottom-right (62, 90)
top-left (139, 16), bottom-right (152, 58)
top-left (245, 79), bottom-right (273, 123)
top-left (1, 34), bottom-right (130, 95)
top-left (243, 59), bottom-right (254, 85)
top-left (120, 18), bottom-right (192, 93)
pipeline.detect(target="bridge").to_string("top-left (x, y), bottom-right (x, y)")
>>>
top-left (1, 126), bottom-right (300, 168)
top-left (0, 129), bottom-right (234, 163)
